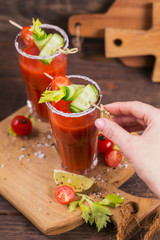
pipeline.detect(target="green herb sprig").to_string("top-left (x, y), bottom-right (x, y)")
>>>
top-left (39, 87), bottom-right (66, 103)
top-left (68, 193), bottom-right (125, 232)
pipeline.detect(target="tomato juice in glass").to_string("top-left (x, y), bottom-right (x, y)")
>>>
top-left (15, 24), bottom-right (69, 121)
top-left (46, 75), bottom-right (102, 174)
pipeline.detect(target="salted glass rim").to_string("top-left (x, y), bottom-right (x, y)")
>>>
top-left (14, 24), bottom-right (69, 59)
top-left (46, 75), bottom-right (102, 118)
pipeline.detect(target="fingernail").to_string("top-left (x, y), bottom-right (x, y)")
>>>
top-left (95, 118), bottom-right (105, 131)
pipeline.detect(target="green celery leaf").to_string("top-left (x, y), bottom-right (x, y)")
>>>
top-left (99, 194), bottom-right (125, 208)
top-left (39, 87), bottom-right (66, 103)
top-left (68, 201), bottom-right (79, 213)
top-left (88, 211), bottom-right (94, 226)
top-left (89, 202), bottom-right (112, 232)
top-left (30, 18), bottom-right (47, 39)
top-left (79, 203), bottom-right (91, 223)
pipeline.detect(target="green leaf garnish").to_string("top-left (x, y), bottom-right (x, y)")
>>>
top-left (8, 126), bottom-right (17, 137)
top-left (30, 18), bottom-right (47, 39)
top-left (68, 193), bottom-right (125, 232)
top-left (99, 193), bottom-right (125, 208)
top-left (39, 86), bottom-right (66, 103)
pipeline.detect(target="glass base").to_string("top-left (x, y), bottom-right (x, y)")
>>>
top-left (61, 156), bottom-right (98, 175)
top-left (26, 100), bottom-right (49, 122)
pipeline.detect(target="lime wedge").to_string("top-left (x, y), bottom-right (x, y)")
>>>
top-left (53, 169), bottom-right (95, 192)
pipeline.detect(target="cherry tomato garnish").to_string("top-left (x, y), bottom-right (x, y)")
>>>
top-left (98, 134), bottom-right (114, 154)
top-left (105, 149), bottom-right (122, 167)
top-left (51, 75), bottom-right (71, 90)
top-left (11, 115), bottom-right (32, 136)
top-left (55, 185), bottom-right (75, 204)
top-left (21, 26), bottom-right (34, 46)
top-left (51, 99), bottom-right (72, 113)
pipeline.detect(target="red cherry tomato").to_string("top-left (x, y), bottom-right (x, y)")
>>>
top-left (11, 115), bottom-right (32, 136)
top-left (55, 185), bottom-right (75, 204)
top-left (51, 99), bottom-right (72, 113)
top-left (98, 134), bottom-right (114, 154)
top-left (105, 149), bottom-right (122, 167)
top-left (51, 75), bottom-right (71, 90)
top-left (21, 26), bottom-right (34, 46)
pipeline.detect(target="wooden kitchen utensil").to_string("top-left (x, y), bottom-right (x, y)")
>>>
top-left (68, 0), bottom-right (158, 68)
top-left (0, 106), bottom-right (160, 239)
top-left (105, 2), bottom-right (160, 82)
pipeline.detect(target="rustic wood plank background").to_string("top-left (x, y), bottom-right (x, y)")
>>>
top-left (0, 0), bottom-right (160, 239)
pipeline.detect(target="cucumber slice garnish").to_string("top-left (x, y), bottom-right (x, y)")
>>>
top-left (33, 33), bottom-right (52, 51)
top-left (39, 33), bottom-right (64, 65)
top-left (69, 105), bottom-right (82, 113)
top-left (63, 84), bottom-right (84, 101)
top-left (69, 84), bottom-right (98, 113)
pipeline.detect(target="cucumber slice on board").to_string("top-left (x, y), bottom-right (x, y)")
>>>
top-left (39, 33), bottom-right (64, 65)
top-left (63, 84), bottom-right (85, 101)
top-left (69, 84), bottom-right (98, 113)
top-left (33, 33), bottom-right (52, 51)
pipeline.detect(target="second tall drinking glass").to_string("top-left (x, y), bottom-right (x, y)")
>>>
top-left (15, 24), bottom-right (69, 121)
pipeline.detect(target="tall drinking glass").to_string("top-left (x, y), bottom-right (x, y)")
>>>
top-left (46, 75), bottom-right (102, 174)
top-left (15, 24), bottom-right (69, 121)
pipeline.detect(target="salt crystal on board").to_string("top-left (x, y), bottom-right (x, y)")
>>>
top-left (19, 155), bottom-right (24, 161)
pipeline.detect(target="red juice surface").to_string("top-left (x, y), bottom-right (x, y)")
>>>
top-left (48, 103), bottom-right (100, 174)
top-left (18, 45), bottom-right (67, 120)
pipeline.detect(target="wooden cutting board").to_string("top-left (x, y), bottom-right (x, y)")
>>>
top-left (0, 106), bottom-right (160, 239)
top-left (105, 2), bottom-right (160, 82)
top-left (68, 0), bottom-right (157, 68)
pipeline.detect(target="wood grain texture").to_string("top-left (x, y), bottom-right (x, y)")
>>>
top-left (0, 105), bottom-right (135, 235)
top-left (68, 0), bottom-right (156, 68)
top-left (105, 2), bottom-right (160, 81)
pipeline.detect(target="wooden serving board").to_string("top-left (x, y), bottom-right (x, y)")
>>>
top-left (105, 2), bottom-right (160, 82)
top-left (68, 0), bottom-right (156, 68)
top-left (0, 106), bottom-right (160, 239)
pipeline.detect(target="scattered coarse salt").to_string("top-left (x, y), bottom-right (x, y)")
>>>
top-left (38, 208), bottom-right (41, 212)
top-left (19, 154), bottom-right (24, 161)
top-left (124, 163), bottom-right (128, 168)
top-left (38, 153), bottom-right (45, 159)
top-left (20, 146), bottom-right (25, 151)
top-left (34, 151), bottom-right (45, 159)
top-left (45, 143), bottom-right (50, 147)
top-left (1, 164), bottom-right (4, 168)
top-left (47, 134), bottom-right (52, 139)
top-left (118, 162), bottom-right (128, 169)
top-left (37, 143), bottom-right (43, 147)
top-left (26, 158), bottom-right (30, 162)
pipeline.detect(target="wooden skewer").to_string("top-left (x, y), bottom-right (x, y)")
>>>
top-left (9, 20), bottom-right (79, 55)
top-left (9, 20), bottom-right (23, 30)
top-left (44, 73), bottom-right (53, 80)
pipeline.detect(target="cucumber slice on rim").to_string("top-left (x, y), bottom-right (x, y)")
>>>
top-left (69, 84), bottom-right (98, 113)
top-left (33, 33), bottom-right (52, 51)
top-left (39, 33), bottom-right (64, 65)
top-left (63, 84), bottom-right (85, 101)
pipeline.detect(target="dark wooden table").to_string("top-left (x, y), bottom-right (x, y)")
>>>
top-left (1, 0), bottom-right (160, 239)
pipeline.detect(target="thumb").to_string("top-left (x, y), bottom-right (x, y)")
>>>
top-left (95, 118), bottom-right (132, 152)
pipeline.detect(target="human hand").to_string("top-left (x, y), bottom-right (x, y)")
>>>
top-left (95, 101), bottom-right (160, 198)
